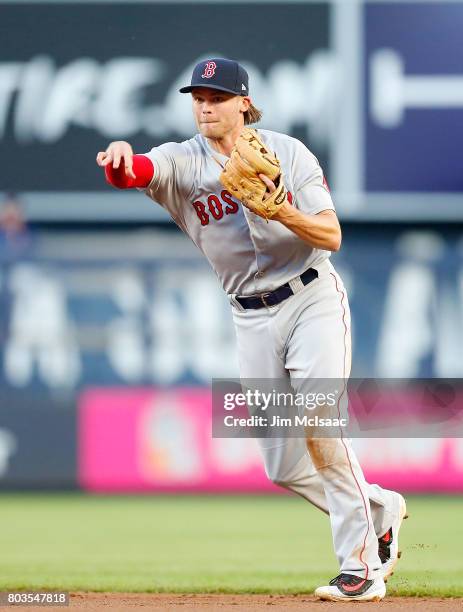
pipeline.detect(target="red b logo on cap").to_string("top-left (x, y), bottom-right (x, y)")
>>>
top-left (201, 61), bottom-right (217, 79)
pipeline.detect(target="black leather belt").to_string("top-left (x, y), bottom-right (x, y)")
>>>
top-left (236, 268), bottom-right (318, 310)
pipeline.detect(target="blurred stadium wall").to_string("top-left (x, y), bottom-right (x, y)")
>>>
top-left (1, 0), bottom-right (462, 492)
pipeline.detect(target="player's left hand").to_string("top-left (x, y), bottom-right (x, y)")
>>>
top-left (258, 174), bottom-right (276, 193)
top-left (258, 174), bottom-right (292, 221)
top-left (219, 128), bottom-right (287, 221)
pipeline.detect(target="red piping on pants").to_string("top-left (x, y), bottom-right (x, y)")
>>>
top-left (330, 272), bottom-right (370, 582)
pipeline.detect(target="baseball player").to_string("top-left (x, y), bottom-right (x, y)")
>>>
top-left (96, 58), bottom-right (407, 602)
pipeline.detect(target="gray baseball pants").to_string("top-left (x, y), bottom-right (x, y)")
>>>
top-left (231, 259), bottom-right (398, 579)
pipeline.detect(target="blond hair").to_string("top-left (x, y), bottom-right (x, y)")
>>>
top-left (244, 103), bottom-right (263, 125)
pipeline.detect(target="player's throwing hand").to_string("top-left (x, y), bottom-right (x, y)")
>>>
top-left (96, 141), bottom-right (136, 179)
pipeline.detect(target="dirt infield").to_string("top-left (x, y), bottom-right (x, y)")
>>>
top-left (3, 593), bottom-right (463, 611)
top-left (70, 594), bottom-right (463, 610)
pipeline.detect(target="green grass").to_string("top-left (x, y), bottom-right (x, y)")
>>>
top-left (0, 494), bottom-right (461, 596)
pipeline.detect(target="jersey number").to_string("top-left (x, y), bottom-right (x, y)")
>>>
top-left (192, 191), bottom-right (239, 226)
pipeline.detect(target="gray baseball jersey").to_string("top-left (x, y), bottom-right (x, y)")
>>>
top-left (142, 129), bottom-right (335, 296)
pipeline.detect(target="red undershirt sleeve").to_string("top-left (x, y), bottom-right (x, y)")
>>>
top-left (104, 154), bottom-right (154, 189)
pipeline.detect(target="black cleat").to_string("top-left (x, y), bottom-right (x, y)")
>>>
top-left (379, 492), bottom-right (408, 581)
top-left (315, 573), bottom-right (386, 601)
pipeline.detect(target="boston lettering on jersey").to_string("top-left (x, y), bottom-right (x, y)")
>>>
top-left (192, 190), bottom-right (238, 226)
top-left (192, 190), bottom-right (293, 226)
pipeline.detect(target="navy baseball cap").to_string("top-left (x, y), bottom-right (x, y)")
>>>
top-left (179, 58), bottom-right (249, 96)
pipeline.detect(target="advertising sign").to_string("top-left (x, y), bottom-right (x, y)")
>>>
top-left (0, 393), bottom-right (77, 489)
top-left (365, 3), bottom-right (463, 192)
top-left (78, 387), bottom-right (463, 493)
top-left (1, 2), bottom-right (330, 191)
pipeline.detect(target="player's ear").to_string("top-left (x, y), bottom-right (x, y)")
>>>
top-left (239, 96), bottom-right (251, 112)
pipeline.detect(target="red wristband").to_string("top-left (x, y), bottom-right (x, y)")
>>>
top-left (104, 154), bottom-right (154, 189)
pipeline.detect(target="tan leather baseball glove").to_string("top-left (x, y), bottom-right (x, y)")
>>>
top-left (219, 128), bottom-right (287, 220)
